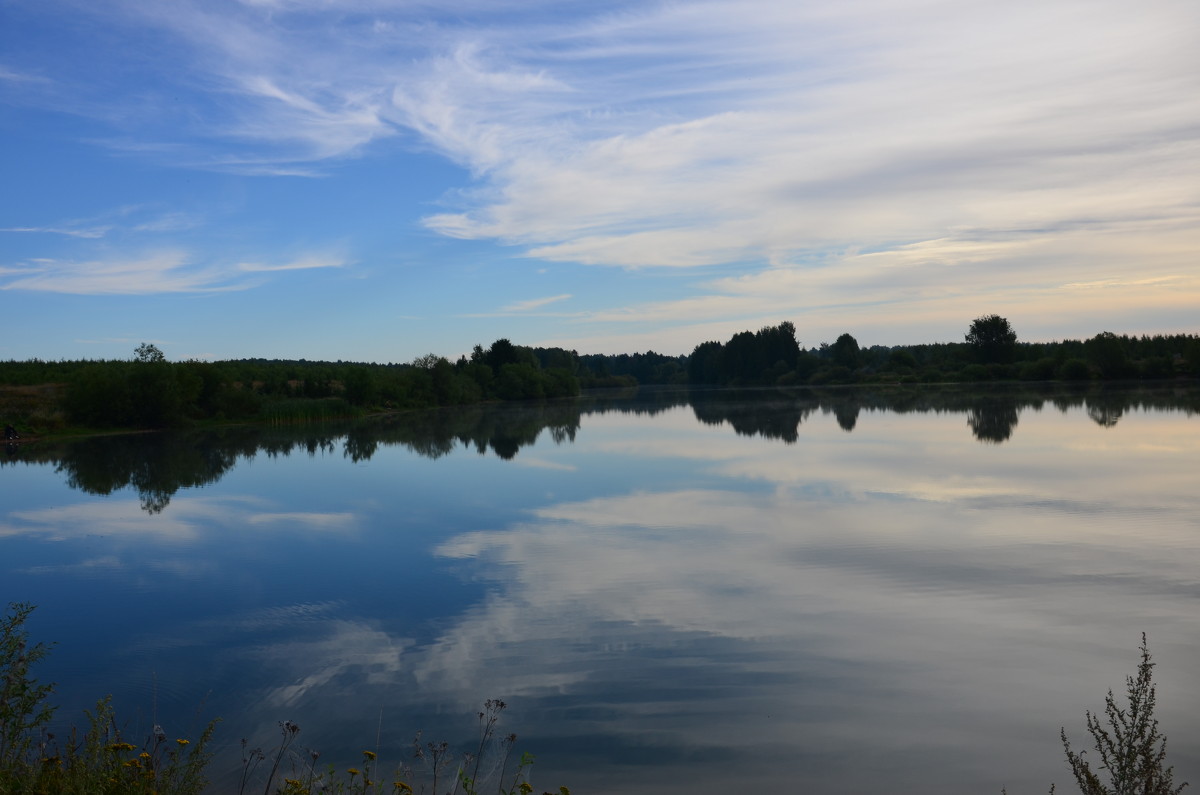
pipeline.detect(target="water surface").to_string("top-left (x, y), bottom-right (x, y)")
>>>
top-left (3, 384), bottom-right (1199, 794)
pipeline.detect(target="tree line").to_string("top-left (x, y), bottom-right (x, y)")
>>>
top-left (1, 339), bottom-right (583, 431)
top-left (687, 316), bottom-right (1200, 387)
top-left (2, 316), bottom-right (1197, 433)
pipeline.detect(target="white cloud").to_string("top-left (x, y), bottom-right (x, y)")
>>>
top-left (237, 255), bottom-right (348, 272)
top-left (0, 65), bottom-right (52, 84)
top-left (2, 207), bottom-right (204, 240)
top-left (9, 0), bottom-right (1197, 340)
top-left (0, 252), bottom-right (247, 295)
top-left (499, 293), bottom-right (572, 312)
top-left (0, 247), bottom-right (357, 295)
top-left (1, 224), bottom-right (112, 239)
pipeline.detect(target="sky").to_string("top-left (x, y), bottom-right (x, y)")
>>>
top-left (1, 0), bottom-right (1197, 363)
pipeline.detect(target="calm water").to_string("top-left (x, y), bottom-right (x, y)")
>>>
top-left (3, 385), bottom-right (1199, 794)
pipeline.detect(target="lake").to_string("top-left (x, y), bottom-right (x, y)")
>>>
top-left (3, 384), bottom-right (1199, 794)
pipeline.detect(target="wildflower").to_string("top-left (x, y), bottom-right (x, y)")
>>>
top-left (362, 750), bottom-right (377, 760)
top-left (176, 738), bottom-right (190, 746)
top-left (394, 783), bottom-right (413, 794)
top-left (348, 767), bottom-right (360, 777)
top-left (139, 752), bottom-right (151, 760)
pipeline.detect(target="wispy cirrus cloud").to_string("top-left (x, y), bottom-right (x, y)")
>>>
top-left (500, 293), bottom-right (572, 312)
top-left (1, 248), bottom-right (353, 295)
top-left (237, 255), bottom-right (348, 272)
top-left (1, 206), bottom-right (203, 240)
top-left (0, 65), bottom-right (51, 84)
top-left (6, 0), bottom-right (1197, 347)
top-left (1, 224), bottom-right (112, 239)
top-left (0, 252), bottom-right (246, 295)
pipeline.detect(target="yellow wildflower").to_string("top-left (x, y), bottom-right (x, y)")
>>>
top-left (176, 738), bottom-right (190, 746)
top-left (348, 767), bottom-right (360, 777)
top-left (362, 750), bottom-right (377, 760)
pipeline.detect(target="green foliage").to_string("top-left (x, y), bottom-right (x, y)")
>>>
top-left (580, 350), bottom-right (686, 386)
top-left (961, 363), bottom-right (992, 382)
top-left (0, 603), bottom-right (217, 794)
top-left (831, 332), bottom-right (861, 369)
top-left (1060, 635), bottom-right (1187, 795)
top-left (235, 700), bottom-right (558, 795)
top-left (44, 337), bottom-right (585, 432)
top-left (38, 697), bottom-right (217, 795)
top-left (134, 343), bottom-right (166, 363)
top-left (261, 397), bottom-right (359, 424)
top-left (1087, 333), bottom-right (1136, 380)
top-left (966, 314), bottom-right (1019, 364)
top-left (1186, 340), bottom-right (1200, 376)
top-left (1059, 358), bottom-right (1092, 381)
top-left (686, 322), bottom-right (800, 385)
top-left (1020, 357), bottom-right (1059, 381)
top-left (0, 602), bottom-right (55, 777)
top-left (4, 324), bottom-right (1197, 434)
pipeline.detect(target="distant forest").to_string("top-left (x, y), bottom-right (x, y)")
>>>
top-left (1, 316), bottom-right (1197, 433)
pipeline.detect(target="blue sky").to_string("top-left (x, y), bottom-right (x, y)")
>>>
top-left (2, 0), bottom-right (1197, 363)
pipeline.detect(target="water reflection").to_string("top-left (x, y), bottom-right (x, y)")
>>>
top-left (4, 385), bottom-right (1198, 515)
top-left (967, 400), bottom-right (1020, 443)
top-left (2, 385), bottom-right (1199, 794)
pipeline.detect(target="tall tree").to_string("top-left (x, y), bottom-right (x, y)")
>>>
top-left (831, 333), bottom-right (861, 369)
top-left (965, 315), bottom-right (1018, 364)
top-left (134, 342), bottom-right (166, 363)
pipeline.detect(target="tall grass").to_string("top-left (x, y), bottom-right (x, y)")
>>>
top-left (260, 398), bottom-right (363, 425)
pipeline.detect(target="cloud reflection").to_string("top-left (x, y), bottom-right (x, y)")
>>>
top-left (6, 396), bottom-right (1198, 794)
top-left (411, 411), bottom-right (1200, 791)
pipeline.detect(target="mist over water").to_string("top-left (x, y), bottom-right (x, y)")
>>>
top-left (3, 384), bottom-right (1199, 794)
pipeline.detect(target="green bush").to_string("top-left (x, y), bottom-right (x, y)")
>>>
top-left (959, 364), bottom-right (991, 382)
top-left (1058, 358), bottom-right (1092, 381)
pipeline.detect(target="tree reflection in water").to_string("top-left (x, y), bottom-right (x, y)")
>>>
top-left (3, 384), bottom-right (1196, 513)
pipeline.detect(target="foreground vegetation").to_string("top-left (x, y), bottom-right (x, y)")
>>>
top-left (1058, 635), bottom-right (1186, 795)
top-left (0, 603), bottom-right (567, 795)
top-left (1, 316), bottom-right (1197, 438)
